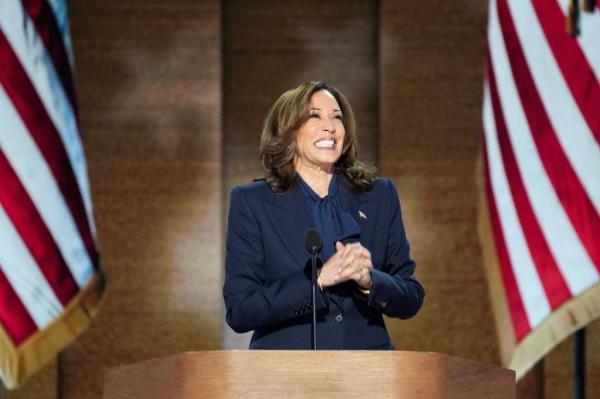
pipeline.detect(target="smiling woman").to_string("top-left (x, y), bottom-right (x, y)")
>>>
top-left (223, 81), bottom-right (425, 350)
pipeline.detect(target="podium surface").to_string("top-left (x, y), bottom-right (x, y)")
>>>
top-left (104, 350), bottom-right (515, 399)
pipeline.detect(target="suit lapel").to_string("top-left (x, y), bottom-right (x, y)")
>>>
top-left (265, 185), bottom-right (314, 269)
top-left (338, 183), bottom-right (379, 250)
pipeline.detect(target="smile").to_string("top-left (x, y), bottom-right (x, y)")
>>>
top-left (314, 139), bottom-right (336, 149)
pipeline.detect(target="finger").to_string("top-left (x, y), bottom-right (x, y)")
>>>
top-left (349, 242), bottom-right (369, 256)
top-left (340, 259), bottom-right (365, 281)
top-left (359, 256), bottom-right (373, 271)
top-left (347, 244), bottom-right (367, 261)
top-left (354, 250), bottom-right (368, 264)
top-left (322, 255), bottom-right (343, 278)
top-left (356, 258), bottom-right (370, 274)
top-left (352, 268), bottom-right (370, 285)
top-left (321, 266), bottom-right (341, 287)
top-left (338, 270), bottom-right (358, 283)
top-left (345, 242), bottom-right (361, 254)
top-left (356, 268), bottom-right (371, 286)
top-left (333, 242), bottom-right (344, 262)
top-left (348, 243), bottom-right (369, 260)
top-left (348, 251), bottom-right (369, 272)
top-left (359, 246), bottom-right (371, 261)
top-left (342, 243), bottom-right (353, 263)
top-left (355, 249), bottom-right (372, 270)
top-left (335, 243), bottom-right (345, 265)
top-left (340, 253), bottom-right (357, 271)
top-left (357, 259), bottom-right (368, 273)
top-left (337, 261), bottom-right (359, 280)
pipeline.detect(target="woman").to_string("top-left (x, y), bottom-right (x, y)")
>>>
top-left (223, 81), bottom-right (424, 349)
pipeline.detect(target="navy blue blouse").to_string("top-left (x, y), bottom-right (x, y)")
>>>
top-left (296, 173), bottom-right (361, 261)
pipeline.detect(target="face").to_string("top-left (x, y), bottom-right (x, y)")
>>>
top-left (294, 90), bottom-right (345, 173)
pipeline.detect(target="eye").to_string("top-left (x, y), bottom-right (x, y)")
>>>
top-left (334, 115), bottom-right (343, 120)
top-left (309, 113), bottom-right (320, 119)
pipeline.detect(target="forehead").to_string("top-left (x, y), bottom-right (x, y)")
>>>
top-left (310, 90), bottom-right (341, 109)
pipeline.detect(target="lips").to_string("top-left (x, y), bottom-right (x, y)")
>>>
top-left (314, 138), bottom-right (335, 148)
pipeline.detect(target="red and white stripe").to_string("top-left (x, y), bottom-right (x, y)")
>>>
top-left (483, 0), bottom-right (600, 341)
top-left (0, 0), bottom-right (98, 353)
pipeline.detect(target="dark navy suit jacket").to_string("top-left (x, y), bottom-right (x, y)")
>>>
top-left (223, 177), bottom-right (424, 349)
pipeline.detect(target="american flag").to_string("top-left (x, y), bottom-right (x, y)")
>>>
top-left (481, 0), bottom-right (599, 378)
top-left (0, 0), bottom-right (105, 390)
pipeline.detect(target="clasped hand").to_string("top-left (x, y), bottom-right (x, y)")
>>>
top-left (318, 242), bottom-right (373, 290)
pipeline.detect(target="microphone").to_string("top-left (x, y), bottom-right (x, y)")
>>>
top-left (305, 228), bottom-right (323, 255)
top-left (304, 228), bottom-right (322, 350)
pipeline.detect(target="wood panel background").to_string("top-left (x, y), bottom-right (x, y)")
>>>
top-left (380, 0), bottom-right (496, 360)
top-left (5, 1), bottom-right (599, 398)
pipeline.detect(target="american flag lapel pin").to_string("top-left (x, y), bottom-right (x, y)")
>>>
top-left (358, 210), bottom-right (367, 220)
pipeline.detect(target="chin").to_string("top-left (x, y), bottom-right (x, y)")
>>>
top-left (315, 158), bottom-right (341, 170)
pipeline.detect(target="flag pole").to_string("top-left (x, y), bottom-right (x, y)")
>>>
top-left (574, 327), bottom-right (585, 399)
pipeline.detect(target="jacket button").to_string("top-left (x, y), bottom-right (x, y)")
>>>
top-left (335, 313), bottom-right (343, 323)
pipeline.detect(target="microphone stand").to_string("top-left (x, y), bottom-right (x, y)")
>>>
top-left (304, 228), bottom-right (322, 350)
top-left (311, 248), bottom-right (318, 350)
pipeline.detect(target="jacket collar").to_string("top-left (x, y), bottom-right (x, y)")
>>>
top-left (338, 181), bottom-right (377, 251)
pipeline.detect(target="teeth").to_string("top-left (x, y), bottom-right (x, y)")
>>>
top-left (314, 139), bottom-right (335, 148)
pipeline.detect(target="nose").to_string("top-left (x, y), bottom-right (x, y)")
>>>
top-left (323, 118), bottom-right (336, 133)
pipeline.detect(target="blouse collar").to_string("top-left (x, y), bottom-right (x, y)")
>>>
top-left (296, 172), bottom-right (339, 203)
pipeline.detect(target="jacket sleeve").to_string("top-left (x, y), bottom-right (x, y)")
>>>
top-left (367, 179), bottom-right (425, 319)
top-left (223, 186), bottom-right (327, 333)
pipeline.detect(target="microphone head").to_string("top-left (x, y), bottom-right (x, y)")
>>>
top-left (304, 228), bottom-right (323, 255)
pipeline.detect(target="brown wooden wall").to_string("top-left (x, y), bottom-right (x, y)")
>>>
top-left (5, 1), bottom-right (599, 398)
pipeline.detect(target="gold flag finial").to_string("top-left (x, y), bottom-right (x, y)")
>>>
top-left (567, 0), bottom-right (581, 36)
top-left (568, 0), bottom-right (598, 36)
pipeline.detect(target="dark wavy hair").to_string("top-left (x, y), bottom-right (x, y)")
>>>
top-left (259, 81), bottom-right (377, 193)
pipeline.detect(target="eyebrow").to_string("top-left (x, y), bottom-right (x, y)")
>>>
top-left (309, 107), bottom-right (342, 113)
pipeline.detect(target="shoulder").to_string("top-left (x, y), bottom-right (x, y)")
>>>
top-left (372, 177), bottom-right (395, 191)
top-left (232, 179), bottom-right (271, 195)
top-left (229, 179), bottom-right (280, 206)
top-left (338, 176), bottom-right (398, 200)
top-left (357, 178), bottom-right (403, 214)
top-left (362, 177), bottom-right (398, 199)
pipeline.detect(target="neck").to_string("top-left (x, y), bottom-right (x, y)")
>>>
top-left (295, 161), bottom-right (334, 198)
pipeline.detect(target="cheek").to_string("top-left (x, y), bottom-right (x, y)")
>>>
top-left (298, 137), bottom-right (313, 157)
top-left (339, 131), bottom-right (346, 151)
top-left (295, 130), bottom-right (308, 152)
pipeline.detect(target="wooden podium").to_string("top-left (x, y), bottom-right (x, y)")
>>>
top-left (103, 350), bottom-right (515, 399)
